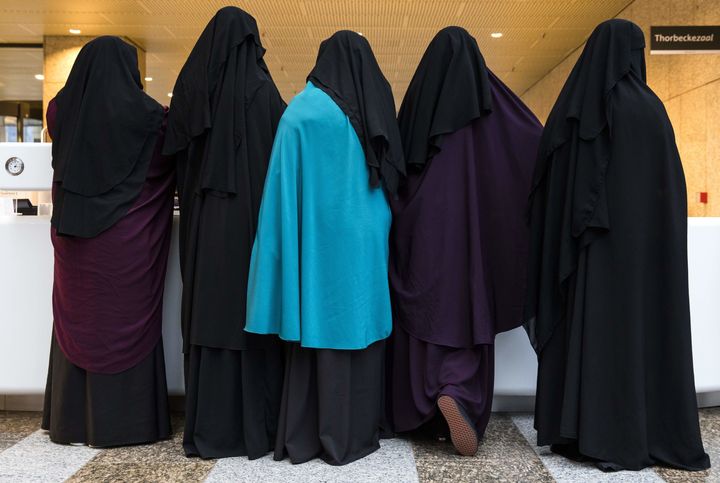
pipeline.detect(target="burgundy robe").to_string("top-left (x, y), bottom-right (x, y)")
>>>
top-left (48, 99), bottom-right (175, 374)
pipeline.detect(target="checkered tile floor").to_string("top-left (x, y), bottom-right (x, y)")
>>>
top-left (0, 409), bottom-right (717, 482)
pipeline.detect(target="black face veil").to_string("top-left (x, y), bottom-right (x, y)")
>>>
top-left (51, 36), bottom-right (164, 238)
top-left (307, 30), bottom-right (405, 195)
top-left (397, 26), bottom-right (493, 170)
top-left (530, 19), bottom-right (646, 239)
top-left (524, 19), bottom-right (647, 352)
top-left (163, 6), bottom-right (280, 194)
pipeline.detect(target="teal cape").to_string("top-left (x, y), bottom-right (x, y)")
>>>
top-left (246, 81), bottom-right (392, 349)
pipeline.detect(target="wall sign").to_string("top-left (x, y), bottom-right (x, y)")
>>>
top-left (650, 26), bottom-right (720, 54)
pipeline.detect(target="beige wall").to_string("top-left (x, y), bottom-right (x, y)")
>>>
top-left (42, 36), bottom-right (146, 124)
top-left (521, 0), bottom-right (720, 217)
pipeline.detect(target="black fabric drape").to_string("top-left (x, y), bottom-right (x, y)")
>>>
top-left (163, 6), bottom-right (279, 195)
top-left (164, 6), bottom-right (286, 351)
top-left (183, 345), bottom-right (284, 459)
top-left (51, 36), bottom-right (163, 238)
top-left (273, 341), bottom-right (386, 466)
top-left (524, 19), bottom-right (709, 471)
top-left (42, 333), bottom-right (171, 447)
top-left (307, 30), bottom-right (405, 195)
top-left (524, 19), bottom-right (647, 352)
top-left (397, 26), bottom-right (492, 170)
top-left (163, 6), bottom-right (286, 460)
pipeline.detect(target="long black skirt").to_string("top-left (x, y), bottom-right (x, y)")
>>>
top-left (183, 343), bottom-right (284, 459)
top-left (274, 340), bottom-right (386, 466)
top-left (42, 334), bottom-right (171, 447)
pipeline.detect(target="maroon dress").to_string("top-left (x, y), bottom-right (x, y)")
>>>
top-left (41, 99), bottom-right (175, 447)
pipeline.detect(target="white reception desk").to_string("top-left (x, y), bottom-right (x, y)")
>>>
top-left (1, 215), bottom-right (719, 406)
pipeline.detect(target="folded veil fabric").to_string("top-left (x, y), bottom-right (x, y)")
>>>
top-left (163, 6), bottom-right (279, 195)
top-left (524, 19), bottom-right (646, 352)
top-left (307, 30), bottom-right (405, 195)
top-left (51, 36), bottom-right (163, 237)
top-left (397, 26), bottom-right (493, 170)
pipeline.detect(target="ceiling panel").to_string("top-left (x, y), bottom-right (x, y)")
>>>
top-left (0, 48), bottom-right (43, 100)
top-left (0, 0), bottom-right (633, 104)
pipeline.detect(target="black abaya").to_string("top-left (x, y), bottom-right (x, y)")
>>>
top-left (163, 7), bottom-right (286, 459)
top-left (42, 334), bottom-right (171, 447)
top-left (182, 344), bottom-right (284, 459)
top-left (525, 19), bottom-right (709, 471)
top-left (274, 341), bottom-right (386, 465)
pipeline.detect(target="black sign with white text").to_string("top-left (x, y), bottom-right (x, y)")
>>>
top-left (650, 26), bottom-right (720, 54)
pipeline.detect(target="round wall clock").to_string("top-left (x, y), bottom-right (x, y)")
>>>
top-left (5, 157), bottom-right (24, 176)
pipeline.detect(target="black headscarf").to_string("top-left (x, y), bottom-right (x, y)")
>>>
top-left (307, 30), bottom-right (405, 195)
top-left (529, 18), bottom-right (646, 239)
top-left (524, 19), bottom-right (647, 352)
top-left (163, 6), bottom-right (279, 194)
top-left (51, 36), bottom-right (163, 238)
top-left (398, 26), bottom-right (493, 170)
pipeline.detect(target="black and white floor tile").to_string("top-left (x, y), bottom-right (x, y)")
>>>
top-left (0, 410), bottom-right (717, 482)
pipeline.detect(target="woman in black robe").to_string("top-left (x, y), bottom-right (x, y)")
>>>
top-left (43, 36), bottom-right (172, 447)
top-left (162, 7), bottom-right (286, 459)
top-left (524, 19), bottom-right (710, 472)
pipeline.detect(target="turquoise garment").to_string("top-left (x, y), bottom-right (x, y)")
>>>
top-left (245, 82), bottom-right (392, 350)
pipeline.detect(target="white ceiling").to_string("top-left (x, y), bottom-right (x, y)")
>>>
top-left (0, 0), bottom-right (634, 104)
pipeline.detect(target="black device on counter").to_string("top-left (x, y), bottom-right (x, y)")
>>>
top-left (14, 198), bottom-right (38, 216)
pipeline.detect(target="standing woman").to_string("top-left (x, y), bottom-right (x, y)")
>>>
top-left (42, 36), bottom-right (173, 446)
top-left (162, 7), bottom-right (286, 459)
top-left (388, 27), bottom-right (541, 456)
top-left (525, 19), bottom-right (710, 471)
top-left (246, 31), bottom-right (404, 465)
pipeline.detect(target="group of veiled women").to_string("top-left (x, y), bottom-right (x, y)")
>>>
top-left (42, 5), bottom-right (710, 473)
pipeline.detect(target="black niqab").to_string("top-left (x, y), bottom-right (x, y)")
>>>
top-left (530, 19), bottom-right (646, 242)
top-left (51, 36), bottom-right (163, 238)
top-left (525, 19), bottom-right (646, 351)
top-left (524, 19), bottom-right (709, 471)
top-left (163, 6), bottom-right (276, 194)
top-left (163, 6), bottom-right (286, 459)
top-left (397, 26), bottom-right (492, 170)
top-left (307, 30), bottom-right (405, 195)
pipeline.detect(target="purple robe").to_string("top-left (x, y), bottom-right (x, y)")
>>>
top-left (48, 100), bottom-right (176, 374)
top-left (389, 72), bottom-right (541, 434)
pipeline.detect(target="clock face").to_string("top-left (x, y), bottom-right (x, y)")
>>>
top-left (5, 157), bottom-right (24, 176)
